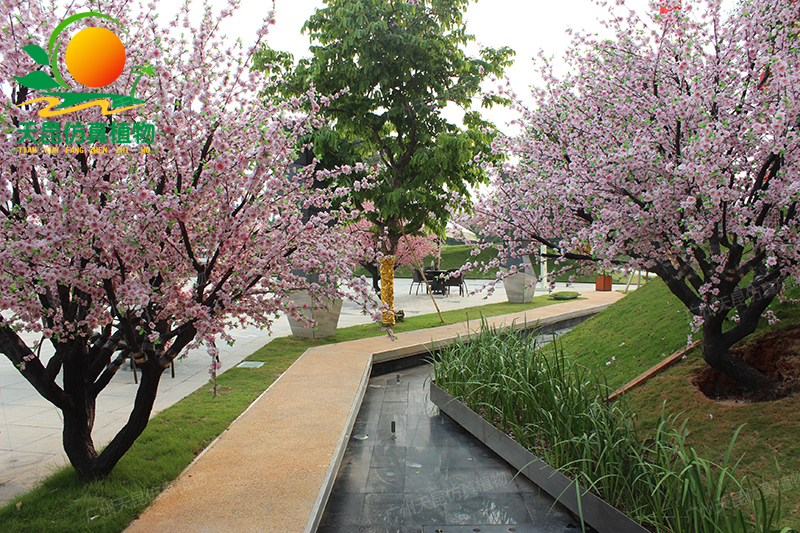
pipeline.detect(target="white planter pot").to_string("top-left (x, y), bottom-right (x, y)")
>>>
top-left (502, 255), bottom-right (537, 303)
top-left (503, 271), bottom-right (536, 303)
top-left (286, 292), bottom-right (343, 339)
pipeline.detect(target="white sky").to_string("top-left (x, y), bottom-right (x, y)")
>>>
top-left (264, 0), bottom-right (644, 130)
top-left (151, 0), bottom-right (651, 131)
top-left (157, 0), bottom-right (735, 130)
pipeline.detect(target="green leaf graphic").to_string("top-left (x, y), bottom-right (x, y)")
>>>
top-left (15, 71), bottom-right (61, 90)
top-left (22, 44), bottom-right (50, 65)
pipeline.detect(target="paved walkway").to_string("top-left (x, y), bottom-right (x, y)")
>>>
top-left (122, 290), bottom-right (624, 533)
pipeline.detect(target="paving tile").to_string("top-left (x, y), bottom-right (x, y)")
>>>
top-left (370, 444), bottom-right (409, 468)
top-left (477, 492), bottom-right (534, 524)
top-left (358, 527), bottom-right (420, 533)
top-left (520, 491), bottom-right (577, 529)
top-left (381, 402), bottom-right (409, 416)
top-left (334, 451), bottom-right (374, 494)
top-left (2, 425), bottom-right (60, 451)
top-left (444, 495), bottom-right (495, 525)
top-left (316, 525), bottom-right (361, 533)
top-left (320, 364), bottom-right (592, 532)
top-left (366, 468), bottom-right (405, 493)
top-left (0, 405), bottom-right (60, 427)
top-left (376, 414), bottom-right (409, 445)
top-left (440, 446), bottom-right (483, 468)
top-left (404, 465), bottom-right (444, 494)
top-left (362, 493), bottom-right (407, 527)
top-left (441, 467), bottom-right (481, 493)
top-left (397, 493), bottom-right (447, 527)
top-left (0, 387), bottom-right (43, 404)
top-left (319, 492), bottom-right (367, 527)
top-left (474, 467), bottom-right (538, 494)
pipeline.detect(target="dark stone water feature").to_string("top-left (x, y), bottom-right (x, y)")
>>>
top-left (317, 364), bottom-right (592, 533)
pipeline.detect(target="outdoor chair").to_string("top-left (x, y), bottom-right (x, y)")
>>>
top-left (410, 268), bottom-right (426, 294)
top-left (445, 269), bottom-right (467, 297)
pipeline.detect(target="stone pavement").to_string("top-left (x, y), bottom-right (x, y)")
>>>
top-left (0, 278), bottom-right (613, 504)
top-left (122, 290), bottom-right (624, 533)
top-left (316, 365), bottom-right (581, 532)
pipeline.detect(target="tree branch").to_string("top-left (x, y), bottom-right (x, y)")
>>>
top-left (0, 318), bottom-right (69, 410)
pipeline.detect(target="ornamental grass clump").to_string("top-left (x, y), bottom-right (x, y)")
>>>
top-left (432, 324), bottom-right (787, 533)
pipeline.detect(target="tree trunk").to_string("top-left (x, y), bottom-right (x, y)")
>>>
top-left (378, 231), bottom-right (401, 326)
top-left (61, 342), bottom-right (98, 478)
top-left (62, 348), bottom-right (165, 481)
top-left (360, 260), bottom-right (381, 295)
top-left (651, 261), bottom-right (776, 393)
top-left (702, 314), bottom-right (767, 392)
top-left (380, 256), bottom-right (396, 326)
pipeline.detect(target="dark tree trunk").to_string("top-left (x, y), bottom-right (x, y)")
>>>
top-left (360, 260), bottom-right (381, 295)
top-left (61, 342), bottom-right (98, 478)
top-left (701, 330), bottom-right (767, 392)
top-left (650, 260), bottom-right (777, 392)
top-left (700, 302), bottom-right (769, 392)
top-left (61, 342), bottom-right (166, 481)
top-left (85, 362), bottom-right (164, 479)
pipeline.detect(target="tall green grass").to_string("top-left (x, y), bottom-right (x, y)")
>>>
top-left (433, 324), bottom-right (790, 533)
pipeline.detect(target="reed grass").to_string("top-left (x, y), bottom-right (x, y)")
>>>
top-left (433, 323), bottom-right (790, 533)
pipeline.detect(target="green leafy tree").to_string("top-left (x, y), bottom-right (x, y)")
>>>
top-left (258, 0), bottom-right (512, 324)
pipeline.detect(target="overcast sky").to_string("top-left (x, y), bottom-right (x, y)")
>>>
top-left (160, 0), bottom-right (734, 130)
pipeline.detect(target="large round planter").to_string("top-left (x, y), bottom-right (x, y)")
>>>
top-left (286, 292), bottom-right (343, 339)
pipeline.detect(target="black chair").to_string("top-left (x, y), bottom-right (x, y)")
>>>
top-left (410, 268), bottom-right (425, 294)
top-left (443, 269), bottom-right (467, 297)
top-left (441, 269), bottom-right (464, 296)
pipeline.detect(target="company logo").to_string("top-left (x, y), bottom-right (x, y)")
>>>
top-left (15, 11), bottom-right (155, 117)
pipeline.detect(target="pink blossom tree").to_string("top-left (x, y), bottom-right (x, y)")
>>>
top-left (0, 0), bottom-right (374, 481)
top-left (476, 0), bottom-right (799, 390)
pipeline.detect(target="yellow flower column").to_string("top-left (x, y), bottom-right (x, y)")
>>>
top-left (380, 256), bottom-right (395, 326)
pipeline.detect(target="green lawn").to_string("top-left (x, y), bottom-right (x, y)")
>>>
top-left (0, 292), bottom-right (571, 533)
top-left (548, 278), bottom-right (698, 391)
top-left (548, 277), bottom-right (800, 528)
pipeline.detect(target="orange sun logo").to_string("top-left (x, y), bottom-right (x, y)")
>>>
top-left (14, 11), bottom-right (156, 117)
top-left (65, 27), bottom-right (126, 88)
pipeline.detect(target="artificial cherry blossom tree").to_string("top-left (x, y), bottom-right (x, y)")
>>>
top-left (476, 0), bottom-right (799, 390)
top-left (0, 0), bottom-right (374, 481)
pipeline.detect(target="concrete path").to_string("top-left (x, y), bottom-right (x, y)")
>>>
top-left (1, 277), bottom-right (582, 503)
top-left (123, 290), bottom-right (624, 533)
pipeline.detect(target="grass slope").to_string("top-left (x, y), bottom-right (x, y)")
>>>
top-left (552, 278), bottom-right (800, 527)
top-left (550, 278), bottom-right (697, 391)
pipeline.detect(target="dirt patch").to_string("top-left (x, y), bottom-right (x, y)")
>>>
top-left (692, 325), bottom-right (800, 403)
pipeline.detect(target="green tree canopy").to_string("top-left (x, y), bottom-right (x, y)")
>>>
top-left (258, 0), bottom-right (513, 248)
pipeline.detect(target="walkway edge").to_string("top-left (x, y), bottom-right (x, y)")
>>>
top-left (304, 356), bottom-right (372, 533)
top-left (304, 303), bottom-right (617, 532)
top-left (123, 292), bottom-right (624, 533)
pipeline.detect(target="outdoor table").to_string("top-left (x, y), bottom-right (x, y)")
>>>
top-left (425, 269), bottom-right (447, 295)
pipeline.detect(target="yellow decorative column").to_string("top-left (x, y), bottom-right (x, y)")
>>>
top-left (380, 256), bottom-right (395, 326)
